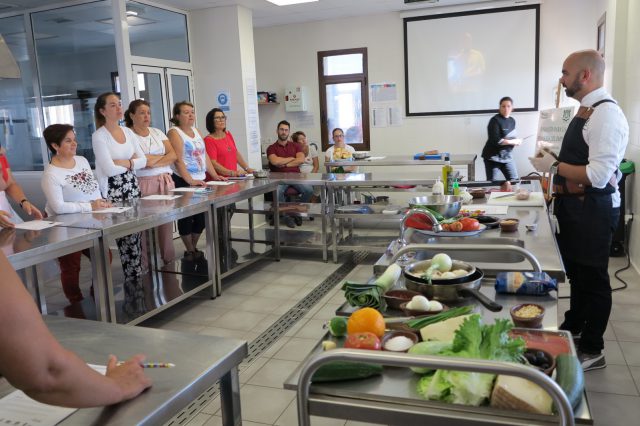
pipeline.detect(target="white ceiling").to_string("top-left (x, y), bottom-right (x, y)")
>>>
top-left (1, 0), bottom-right (504, 27)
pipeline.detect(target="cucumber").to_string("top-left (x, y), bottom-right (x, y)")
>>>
top-left (311, 361), bottom-right (383, 383)
top-left (555, 354), bottom-right (584, 410)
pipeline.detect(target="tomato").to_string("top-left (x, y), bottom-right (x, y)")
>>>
top-left (404, 213), bottom-right (432, 230)
top-left (344, 332), bottom-right (381, 350)
top-left (459, 217), bottom-right (480, 231)
top-left (441, 223), bottom-right (450, 231)
top-left (448, 221), bottom-right (464, 232)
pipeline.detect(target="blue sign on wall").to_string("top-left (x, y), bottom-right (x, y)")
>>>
top-left (217, 90), bottom-right (230, 112)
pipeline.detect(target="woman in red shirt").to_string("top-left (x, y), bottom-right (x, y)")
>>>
top-left (203, 108), bottom-right (254, 179)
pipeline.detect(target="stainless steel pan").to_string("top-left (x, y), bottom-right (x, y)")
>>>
top-left (404, 268), bottom-right (503, 312)
top-left (404, 259), bottom-right (476, 284)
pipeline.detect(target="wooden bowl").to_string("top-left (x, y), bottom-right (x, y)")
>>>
top-left (400, 301), bottom-right (448, 317)
top-left (510, 303), bottom-right (545, 328)
top-left (499, 218), bottom-right (520, 232)
top-left (383, 289), bottom-right (422, 310)
top-left (470, 188), bottom-right (486, 199)
top-left (524, 348), bottom-right (556, 376)
top-left (381, 330), bottom-right (419, 352)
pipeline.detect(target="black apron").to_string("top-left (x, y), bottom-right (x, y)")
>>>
top-left (553, 100), bottom-right (617, 267)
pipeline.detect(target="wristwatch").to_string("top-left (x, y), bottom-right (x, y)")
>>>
top-left (549, 161), bottom-right (560, 175)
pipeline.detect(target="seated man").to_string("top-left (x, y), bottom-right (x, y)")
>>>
top-left (266, 120), bottom-right (313, 227)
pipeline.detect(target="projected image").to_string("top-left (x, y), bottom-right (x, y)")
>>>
top-left (447, 32), bottom-right (486, 94)
top-left (404, 6), bottom-right (539, 116)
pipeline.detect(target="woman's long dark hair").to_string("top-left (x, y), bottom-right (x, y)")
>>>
top-left (94, 92), bottom-right (119, 129)
top-left (124, 99), bottom-right (150, 128)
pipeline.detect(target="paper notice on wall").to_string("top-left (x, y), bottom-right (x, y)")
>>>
top-left (370, 83), bottom-right (398, 103)
top-left (245, 76), bottom-right (261, 154)
top-left (372, 108), bottom-right (389, 128)
top-left (370, 82), bottom-right (402, 128)
top-left (285, 111), bottom-right (315, 128)
top-left (536, 106), bottom-right (575, 156)
top-left (389, 106), bottom-right (403, 126)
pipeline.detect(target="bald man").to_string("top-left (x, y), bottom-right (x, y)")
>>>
top-left (531, 50), bottom-right (629, 371)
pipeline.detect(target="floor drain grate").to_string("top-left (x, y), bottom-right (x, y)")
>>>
top-left (163, 250), bottom-right (371, 425)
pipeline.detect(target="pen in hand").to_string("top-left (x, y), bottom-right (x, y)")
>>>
top-left (118, 362), bottom-right (175, 368)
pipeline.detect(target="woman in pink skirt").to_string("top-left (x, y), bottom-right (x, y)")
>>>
top-left (126, 99), bottom-right (177, 269)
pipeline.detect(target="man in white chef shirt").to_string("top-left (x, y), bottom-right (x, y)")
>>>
top-left (530, 49), bottom-right (628, 372)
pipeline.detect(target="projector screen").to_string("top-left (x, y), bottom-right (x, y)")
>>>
top-left (404, 5), bottom-right (539, 116)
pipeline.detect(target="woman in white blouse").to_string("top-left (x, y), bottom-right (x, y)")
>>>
top-left (92, 92), bottom-right (147, 317)
top-left (126, 99), bottom-right (177, 268)
top-left (167, 101), bottom-right (224, 261)
top-left (41, 124), bottom-right (111, 304)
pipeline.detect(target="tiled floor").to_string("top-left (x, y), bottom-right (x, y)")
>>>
top-left (38, 219), bottom-right (640, 425)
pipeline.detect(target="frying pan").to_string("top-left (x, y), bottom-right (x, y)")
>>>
top-left (404, 267), bottom-right (503, 312)
top-left (404, 259), bottom-right (476, 284)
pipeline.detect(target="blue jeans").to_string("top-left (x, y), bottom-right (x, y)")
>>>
top-left (277, 184), bottom-right (313, 202)
top-left (484, 159), bottom-right (518, 182)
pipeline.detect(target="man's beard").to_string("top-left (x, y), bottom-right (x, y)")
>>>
top-left (564, 78), bottom-right (583, 98)
top-left (278, 135), bottom-right (288, 142)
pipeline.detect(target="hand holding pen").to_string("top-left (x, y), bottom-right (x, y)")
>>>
top-left (106, 354), bottom-right (152, 401)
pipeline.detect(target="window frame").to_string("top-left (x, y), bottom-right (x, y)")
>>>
top-left (317, 47), bottom-right (370, 152)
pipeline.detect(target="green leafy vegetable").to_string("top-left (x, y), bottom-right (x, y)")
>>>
top-left (408, 341), bottom-right (453, 374)
top-left (342, 282), bottom-right (383, 309)
top-left (415, 315), bottom-right (525, 406)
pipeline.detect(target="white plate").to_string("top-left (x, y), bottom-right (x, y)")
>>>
top-left (416, 223), bottom-right (487, 237)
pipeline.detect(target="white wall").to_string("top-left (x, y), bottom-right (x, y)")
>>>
top-left (254, 0), bottom-right (606, 178)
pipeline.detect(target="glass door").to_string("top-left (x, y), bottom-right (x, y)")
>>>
top-left (132, 65), bottom-right (168, 133)
top-left (166, 69), bottom-right (194, 108)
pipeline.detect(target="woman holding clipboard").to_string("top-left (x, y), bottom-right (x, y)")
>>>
top-left (481, 96), bottom-right (522, 182)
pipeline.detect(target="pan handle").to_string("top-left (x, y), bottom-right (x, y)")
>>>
top-left (458, 287), bottom-right (503, 312)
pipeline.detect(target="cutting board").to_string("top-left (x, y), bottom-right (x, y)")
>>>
top-left (487, 191), bottom-right (545, 207)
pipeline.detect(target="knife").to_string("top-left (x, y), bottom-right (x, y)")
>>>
top-left (492, 192), bottom-right (515, 199)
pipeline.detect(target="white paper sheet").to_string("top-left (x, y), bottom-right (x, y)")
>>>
top-left (91, 207), bottom-right (132, 213)
top-left (0, 364), bottom-right (107, 426)
top-left (205, 181), bottom-right (235, 186)
top-left (170, 187), bottom-right (212, 193)
top-left (14, 220), bottom-right (61, 230)
top-left (365, 156), bottom-right (387, 161)
top-left (0, 391), bottom-right (76, 426)
top-left (141, 195), bottom-right (182, 200)
top-left (226, 174), bottom-right (254, 180)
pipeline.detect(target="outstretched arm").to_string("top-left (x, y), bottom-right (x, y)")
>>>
top-left (0, 251), bottom-right (151, 407)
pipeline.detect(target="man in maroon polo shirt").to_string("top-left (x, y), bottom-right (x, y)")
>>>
top-left (267, 120), bottom-right (313, 227)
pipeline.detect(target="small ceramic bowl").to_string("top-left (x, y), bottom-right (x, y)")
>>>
top-left (499, 218), bottom-right (520, 232)
top-left (524, 348), bottom-right (556, 376)
top-left (383, 289), bottom-right (422, 310)
top-left (470, 188), bottom-right (486, 199)
top-left (400, 301), bottom-right (447, 317)
top-left (510, 303), bottom-right (545, 328)
top-left (381, 330), bottom-right (419, 352)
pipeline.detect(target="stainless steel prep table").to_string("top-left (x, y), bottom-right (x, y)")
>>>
top-left (48, 193), bottom-right (217, 324)
top-left (2, 226), bottom-right (105, 318)
top-left (200, 178), bottom-right (281, 294)
top-left (284, 282), bottom-right (593, 425)
top-left (0, 316), bottom-right (247, 426)
top-left (325, 154), bottom-right (477, 181)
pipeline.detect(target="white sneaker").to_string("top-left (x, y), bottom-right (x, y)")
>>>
top-left (578, 351), bottom-right (606, 371)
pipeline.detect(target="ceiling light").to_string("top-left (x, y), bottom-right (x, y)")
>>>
top-left (266, 0), bottom-right (319, 6)
top-left (126, 11), bottom-right (138, 16)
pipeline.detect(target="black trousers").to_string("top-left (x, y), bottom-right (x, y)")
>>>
top-left (172, 174), bottom-right (206, 235)
top-left (556, 195), bottom-right (619, 353)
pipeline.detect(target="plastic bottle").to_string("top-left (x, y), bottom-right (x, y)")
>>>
top-left (442, 157), bottom-right (454, 195)
top-left (432, 177), bottom-right (444, 196)
top-left (452, 179), bottom-right (460, 196)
